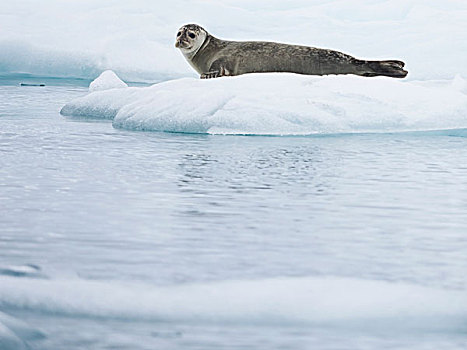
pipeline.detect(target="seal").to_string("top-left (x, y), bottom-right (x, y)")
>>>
top-left (175, 24), bottom-right (408, 79)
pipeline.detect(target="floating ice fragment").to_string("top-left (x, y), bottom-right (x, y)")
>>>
top-left (89, 70), bottom-right (128, 92)
top-left (0, 264), bottom-right (45, 278)
top-left (0, 276), bottom-right (465, 331)
top-left (19, 83), bottom-right (45, 87)
top-left (61, 74), bottom-right (467, 135)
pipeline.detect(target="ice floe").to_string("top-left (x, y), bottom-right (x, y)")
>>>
top-left (0, 275), bottom-right (465, 331)
top-left (61, 72), bottom-right (467, 136)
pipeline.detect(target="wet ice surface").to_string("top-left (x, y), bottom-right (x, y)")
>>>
top-left (1, 81), bottom-right (467, 349)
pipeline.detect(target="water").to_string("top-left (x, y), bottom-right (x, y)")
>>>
top-left (1, 77), bottom-right (467, 349)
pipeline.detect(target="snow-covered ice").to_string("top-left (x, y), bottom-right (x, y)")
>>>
top-left (88, 70), bottom-right (128, 92)
top-left (61, 71), bottom-right (467, 135)
top-left (0, 275), bottom-right (465, 331)
top-left (1, 0), bottom-right (467, 82)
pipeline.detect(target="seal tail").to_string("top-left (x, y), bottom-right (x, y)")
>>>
top-left (361, 60), bottom-right (408, 78)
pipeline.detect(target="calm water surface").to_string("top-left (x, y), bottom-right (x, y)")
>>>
top-left (0, 79), bottom-right (466, 349)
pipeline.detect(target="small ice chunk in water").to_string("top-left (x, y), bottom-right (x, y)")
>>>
top-left (0, 264), bottom-right (44, 278)
top-left (89, 70), bottom-right (128, 92)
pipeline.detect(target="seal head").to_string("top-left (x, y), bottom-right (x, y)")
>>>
top-left (175, 24), bottom-right (208, 59)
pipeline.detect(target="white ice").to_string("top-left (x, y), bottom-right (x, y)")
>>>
top-left (1, 0), bottom-right (467, 82)
top-left (88, 70), bottom-right (128, 92)
top-left (61, 71), bottom-right (467, 135)
top-left (0, 276), bottom-right (465, 332)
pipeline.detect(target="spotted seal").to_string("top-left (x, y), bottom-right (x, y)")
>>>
top-left (175, 24), bottom-right (407, 79)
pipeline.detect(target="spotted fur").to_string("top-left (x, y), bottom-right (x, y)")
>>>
top-left (175, 24), bottom-right (408, 79)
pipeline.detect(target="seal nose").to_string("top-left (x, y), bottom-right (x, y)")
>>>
top-left (175, 41), bottom-right (180, 48)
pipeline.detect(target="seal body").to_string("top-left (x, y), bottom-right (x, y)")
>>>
top-left (176, 24), bottom-right (408, 79)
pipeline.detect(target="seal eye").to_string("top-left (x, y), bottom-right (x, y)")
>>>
top-left (177, 32), bottom-right (181, 37)
top-left (188, 33), bottom-right (196, 39)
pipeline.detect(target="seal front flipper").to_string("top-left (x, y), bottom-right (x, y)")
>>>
top-left (200, 65), bottom-right (229, 79)
top-left (201, 71), bottom-right (221, 79)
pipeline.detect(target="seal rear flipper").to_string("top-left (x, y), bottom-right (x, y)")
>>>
top-left (380, 60), bottom-right (405, 69)
top-left (365, 60), bottom-right (408, 78)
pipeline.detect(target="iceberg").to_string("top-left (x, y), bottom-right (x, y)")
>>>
top-left (88, 70), bottom-right (128, 92)
top-left (61, 71), bottom-right (467, 136)
top-left (1, 1), bottom-right (467, 81)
